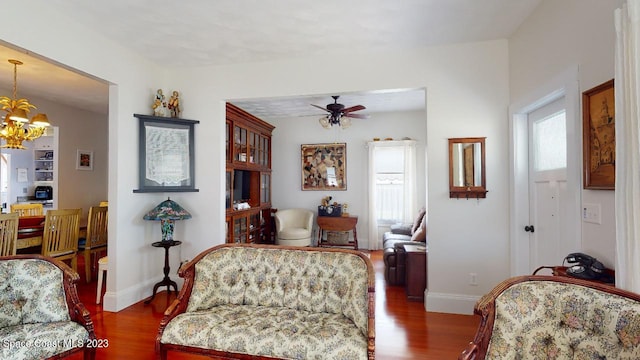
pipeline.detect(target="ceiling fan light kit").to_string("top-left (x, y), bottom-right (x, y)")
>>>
top-left (0, 59), bottom-right (51, 149)
top-left (312, 95), bottom-right (367, 129)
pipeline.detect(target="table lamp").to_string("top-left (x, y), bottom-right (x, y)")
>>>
top-left (143, 197), bottom-right (192, 242)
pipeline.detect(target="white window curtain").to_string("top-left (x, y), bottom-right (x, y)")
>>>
top-left (615, 1), bottom-right (640, 293)
top-left (367, 140), bottom-right (416, 250)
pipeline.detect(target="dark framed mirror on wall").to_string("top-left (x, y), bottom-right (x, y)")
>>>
top-left (448, 137), bottom-right (487, 199)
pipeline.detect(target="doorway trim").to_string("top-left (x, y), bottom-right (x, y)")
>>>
top-left (509, 65), bottom-right (582, 276)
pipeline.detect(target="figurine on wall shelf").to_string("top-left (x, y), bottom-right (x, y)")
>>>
top-left (152, 89), bottom-right (167, 117)
top-left (168, 90), bottom-right (181, 118)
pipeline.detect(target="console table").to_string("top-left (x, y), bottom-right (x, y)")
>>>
top-left (403, 244), bottom-right (427, 301)
top-left (533, 265), bottom-right (615, 286)
top-left (145, 240), bottom-right (182, 304)
top-left (317, 216), bottom-right (358, 250)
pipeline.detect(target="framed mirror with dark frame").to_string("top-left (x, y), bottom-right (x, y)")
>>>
top-left (448, 137), bottom-right (487, 199)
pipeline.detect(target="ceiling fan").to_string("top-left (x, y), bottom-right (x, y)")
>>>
top-left (311, 95), bottom-right (368, 129)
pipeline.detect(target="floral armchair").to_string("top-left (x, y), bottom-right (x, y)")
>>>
top-left (460, 275), bottom-right (640, 360)
top-left (0, 255), bottom-right (96, 360)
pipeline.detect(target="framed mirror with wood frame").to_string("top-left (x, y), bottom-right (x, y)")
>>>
top-left (448, 137), bottom-right (487, 199)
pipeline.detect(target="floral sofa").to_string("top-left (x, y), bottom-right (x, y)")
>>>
top-left (156, 243), bottom-right (375, 360)
top-left (0, 255), bottom-right (95, 360)
top-left (459, 275), bottom-right (640, 360)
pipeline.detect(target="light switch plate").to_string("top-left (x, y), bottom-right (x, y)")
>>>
top-left (582, 203), bottom-right (601, 224)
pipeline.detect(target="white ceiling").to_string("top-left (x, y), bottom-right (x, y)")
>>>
top-left (1, 0), bottom-right (542, 117)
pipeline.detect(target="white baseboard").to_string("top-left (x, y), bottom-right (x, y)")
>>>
top-left (425, 291), bottom-right (480, 315)
top-left (102, 276), bottom-right (185, 312)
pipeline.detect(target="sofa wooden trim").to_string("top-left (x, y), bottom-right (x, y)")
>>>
top-left (459, 275), bottom-right (640, 360)
top-left (156, 243), bottom-right (376, 360)
top-left (0, 254), bottom-right (96, 360)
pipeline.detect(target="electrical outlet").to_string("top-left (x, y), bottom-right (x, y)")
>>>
top-left (469, 273), bottom-right (478, 286)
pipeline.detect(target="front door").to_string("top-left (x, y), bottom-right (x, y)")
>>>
top-left (526, 97), bottom-right (576, 272)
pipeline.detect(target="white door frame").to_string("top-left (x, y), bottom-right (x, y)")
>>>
top-left (509, 66), bottom-right (582, 276)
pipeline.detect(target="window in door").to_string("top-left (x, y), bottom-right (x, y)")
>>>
top-left (532, 109), bottom-right (567, 172)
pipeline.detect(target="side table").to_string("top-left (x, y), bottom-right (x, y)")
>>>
top-left (145, 240), bottom-right (182, 304)
top-left (317, 215), bottom-right (358, 249)
top-left (403, 244), bottom-right (427, 302)
top-left (533, 265), bottom-right (615, 286)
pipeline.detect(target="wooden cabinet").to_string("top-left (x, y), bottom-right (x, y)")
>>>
top-left (226, 103), bottom-right (275, 244)
top-left (403, 244), bottom-right (427, 302)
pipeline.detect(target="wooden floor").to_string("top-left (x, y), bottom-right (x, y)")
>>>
top-left (69, 250), bottom-right (479, 359)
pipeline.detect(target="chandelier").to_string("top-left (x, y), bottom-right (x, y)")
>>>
top-left (0, 59), bottom-right (50, 149)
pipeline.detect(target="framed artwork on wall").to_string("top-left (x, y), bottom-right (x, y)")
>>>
top-left (76, 149), bottom-right (93, 171)
top-left (582, 79), bottom-right (615, 190)
top-left (301, 143), bottom-right (346, 191)
top-left (133, 114), bottom-right (200, 193)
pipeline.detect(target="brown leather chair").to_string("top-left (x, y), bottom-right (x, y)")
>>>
top-left (383, 209), bottom-right (427, 285)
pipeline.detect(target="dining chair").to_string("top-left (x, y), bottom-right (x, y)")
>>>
top-left (0, 213), bottom-right (19, 256)
top-left (78, 206), bottom-right (108, 281)
top-left (41, 208), bottom-right (81, 272)
top-left (99, 201), bottom-right (108, 207)
top-left (10, 203), bottom-right (44, 216)
top-left (96, 256), bottom-right (108, 304)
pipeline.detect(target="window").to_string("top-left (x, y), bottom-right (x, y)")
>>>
top-left (372, 143), bottom-right (415, 224)
top-left (368, 140), bottom-right (417, 250)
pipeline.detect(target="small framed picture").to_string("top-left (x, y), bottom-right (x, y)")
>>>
top-left (76, 149), bottom-right (93, 171)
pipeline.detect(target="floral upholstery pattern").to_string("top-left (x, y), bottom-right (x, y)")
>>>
top-left (0, 259), bottom-right (70, 328)
top-left (0, 322), bottom-right (89, 360)
top-left (161, 246), bottom-right (372, 360)
top-left (0, 258), bottom-right (92, 360)
top-left (486, 281), bottom-right (640, 359)
top-left (162, 305), bottom-right (368, 359)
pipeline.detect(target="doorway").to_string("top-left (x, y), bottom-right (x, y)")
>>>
top-left (1, 153), bottom-right (9, 213)
top-left (510, 68), bottom-right (582, 275)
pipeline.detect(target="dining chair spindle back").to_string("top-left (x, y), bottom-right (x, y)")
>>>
top-left (79, 206), bottom-right (108, 281)
top-left (11, 203), bottom-right (44, 217)
top-left (41, 208), bottom-right (81, 272)
top-left (0, 213), bottom-right (19, 256)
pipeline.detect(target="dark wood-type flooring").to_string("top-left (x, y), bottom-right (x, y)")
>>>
top-left (67, 250), bottom-right (479, 359)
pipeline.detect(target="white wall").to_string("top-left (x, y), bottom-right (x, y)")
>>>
top-left (175, 40), bottom-right (511, 314)
top-left (267, 110), bottom-right (427, 246)
top-left (6, 2), bottom-right (510, 314)
top-left (509, 0), bottom-right (623, 268)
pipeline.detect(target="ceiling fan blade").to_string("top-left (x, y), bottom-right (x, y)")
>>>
top-left (311, 104), bottom-right (330, 112)
top-left (344, 113), bottom-right (369, 119)
top-left (342, 105), bottom-right (366, 113)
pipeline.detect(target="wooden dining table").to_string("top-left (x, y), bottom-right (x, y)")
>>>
top-left (16, 215), bottom-right (87, 251)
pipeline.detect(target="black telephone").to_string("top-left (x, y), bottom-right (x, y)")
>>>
top-left (564, 253), bottom-right (613, 283)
